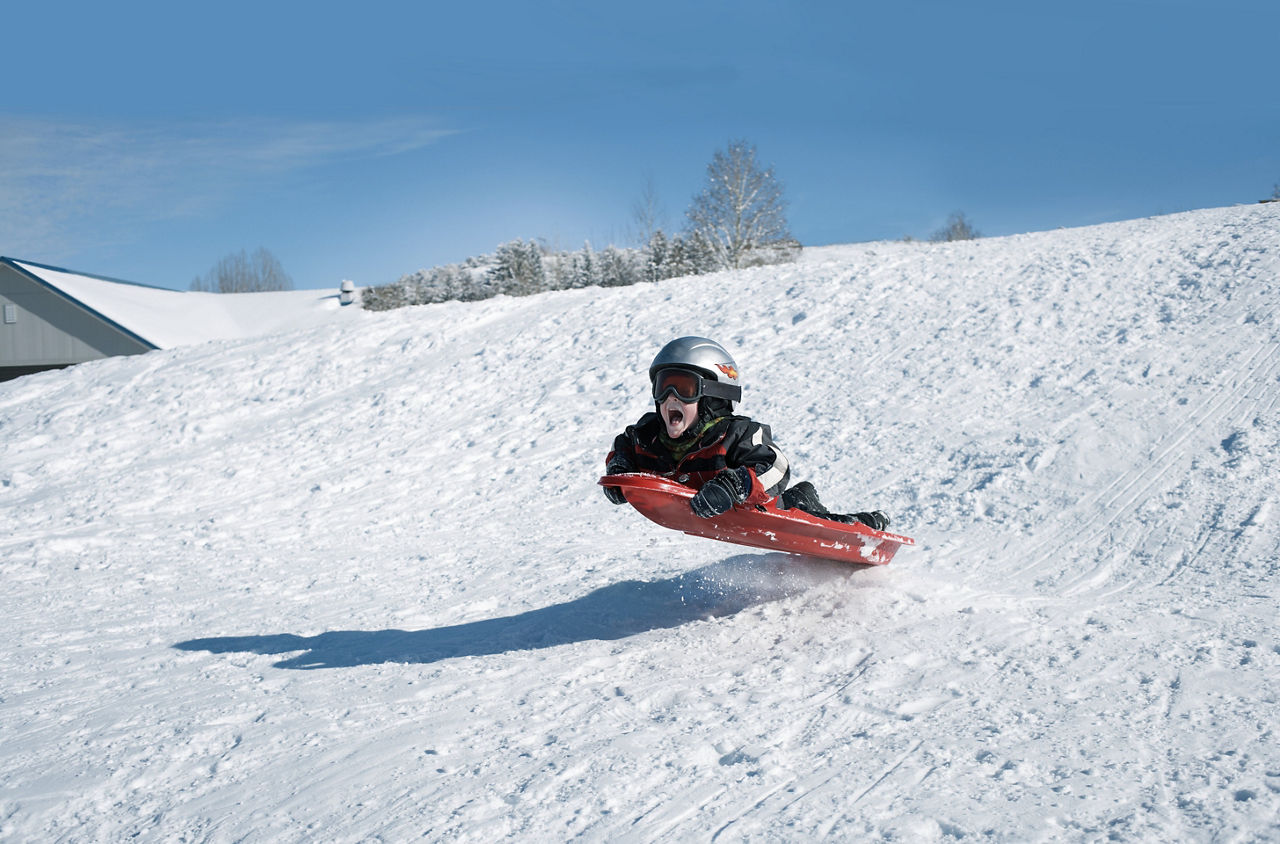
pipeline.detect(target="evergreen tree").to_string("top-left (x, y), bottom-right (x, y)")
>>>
top-left (570, 241), bottom-right (599, 289)
top-left (599, 245), bottom-right (639, 287)
top-left (643, 230), bottom-right (671, 282)
top-left (490, 239), bottom-right (546, 296)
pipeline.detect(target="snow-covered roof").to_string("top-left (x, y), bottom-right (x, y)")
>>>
top-left (6, 258), bottom-right (362, 350)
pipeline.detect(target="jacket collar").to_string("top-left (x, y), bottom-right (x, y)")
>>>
top-left (658, 415), bottom-right (727, 461)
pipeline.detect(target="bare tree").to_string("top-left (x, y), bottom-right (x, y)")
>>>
top-left (686, 140), bottom-right (794, 270)
top-left (929, 212), bottom-right (982, 243)
top-left (191, 248), bottom-right (294, 293)
top-left (629, 174), bottom-right (667, 247)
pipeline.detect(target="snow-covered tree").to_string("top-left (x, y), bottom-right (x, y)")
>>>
top-left (686, 140), bottom-right (794, 270)
top-left (566, 242), bottom-right (596, 289)
top-left (642, 230), bottom-right (670, 283)
top-left (598, 245), bottom-right (640, 287)
top-left (666, 231), bottom-right (717, 278)
top-left (490, 239), bottom-right (546, 296)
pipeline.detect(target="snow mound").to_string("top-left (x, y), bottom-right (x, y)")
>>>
top-left (1, 204), bottom-right (1277, 840)
top-left (13, 259), bottom-right (364, 349)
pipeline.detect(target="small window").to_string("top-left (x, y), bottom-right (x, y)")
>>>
top-left (3, 304), bottom-right (15, 324)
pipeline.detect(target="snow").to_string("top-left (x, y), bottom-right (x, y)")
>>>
top-left (2, 204), bottom-right (1278, 841)
top-left (12, 260), bottom-right (364, 349)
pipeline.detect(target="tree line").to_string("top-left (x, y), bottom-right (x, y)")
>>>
top-left (188, 140), bottom-right (1003, 302)
top-left (361, 232), bottom-right (732, 310)
top-left (362, 139), bottom-right (799, 311)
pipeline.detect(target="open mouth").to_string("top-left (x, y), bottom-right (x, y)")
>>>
top-left (667, 406), bottom-right (686, 428)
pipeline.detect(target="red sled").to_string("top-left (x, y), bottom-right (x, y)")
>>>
top-left (600, 473), bottom-right (914, 565)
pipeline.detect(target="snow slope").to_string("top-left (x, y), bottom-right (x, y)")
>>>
top-left (2, 204), bottom-right (1278, 841)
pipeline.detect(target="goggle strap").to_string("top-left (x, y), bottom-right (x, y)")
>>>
top-left (701, 380), bottom-right (742, 403)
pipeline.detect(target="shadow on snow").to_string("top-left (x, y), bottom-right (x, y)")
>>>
top-left (174, 554), bottom-right (871, 669)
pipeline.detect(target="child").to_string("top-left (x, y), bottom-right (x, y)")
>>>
top-left (603, 336), bottom-right (889, 530)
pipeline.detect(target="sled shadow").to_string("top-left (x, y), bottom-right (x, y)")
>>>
top-left (174, 553), bottom-right (864, 669)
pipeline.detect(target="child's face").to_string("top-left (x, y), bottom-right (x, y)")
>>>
top-left (660, 393), bottom-right (699, 439)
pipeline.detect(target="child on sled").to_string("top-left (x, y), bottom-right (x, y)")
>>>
top-left (603, 336), bottom-right (888, 530)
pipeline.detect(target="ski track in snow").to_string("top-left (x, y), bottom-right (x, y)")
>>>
top-left (2, 204), bottom-right (1278, 841)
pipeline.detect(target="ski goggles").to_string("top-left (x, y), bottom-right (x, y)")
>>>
top-left (651, 367), bottom-right (741, 403)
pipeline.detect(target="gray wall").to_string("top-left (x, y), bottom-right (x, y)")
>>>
top-left (0, 263), bottom-right (154, 370)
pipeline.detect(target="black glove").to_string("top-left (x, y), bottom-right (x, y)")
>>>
top-left (603, 454), bottom-right (634, 505)
top-left (690, 466), bottom-right (753, 519)
top-left (852, 511), bottom-right (889, 531)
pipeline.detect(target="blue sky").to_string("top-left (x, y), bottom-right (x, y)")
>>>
top-left (4, 0), bottom-right (1277, 290)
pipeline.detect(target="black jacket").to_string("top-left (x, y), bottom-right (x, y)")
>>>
top-left (607, 411), bottom-right (791, 502)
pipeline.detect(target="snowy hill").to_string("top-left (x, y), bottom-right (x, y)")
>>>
top-left (2, 204), bottom-right (1278, 841)
top-left (10, 259), bottom-right (363, 349)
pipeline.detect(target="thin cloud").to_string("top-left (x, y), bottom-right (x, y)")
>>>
top-left (0, 116), bottom-right (459, 257)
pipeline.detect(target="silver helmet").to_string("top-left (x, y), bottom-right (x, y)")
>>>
top-left (649, 336), bottom-right (742, 404)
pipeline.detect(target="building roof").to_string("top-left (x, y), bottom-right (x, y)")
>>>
top-left (3, 258), bottom-right (363, 349)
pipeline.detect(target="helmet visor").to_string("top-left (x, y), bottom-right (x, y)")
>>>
top-left (652, 367), bottom-right (705, 403)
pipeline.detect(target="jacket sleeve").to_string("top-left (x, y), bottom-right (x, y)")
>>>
top-left (605, 424), bottom-right (640, 474)
top-left (726, 420), bottom-right (790, 501)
